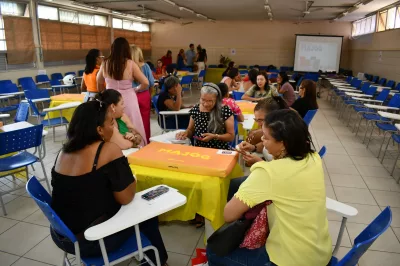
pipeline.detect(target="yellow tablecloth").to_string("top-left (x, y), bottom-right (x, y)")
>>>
top-left (130, 163), bottom-right (243, 230)
top-left (47, 94), bottom-right (84, 121)
top-left (237, 101), bottom-right (256, 114)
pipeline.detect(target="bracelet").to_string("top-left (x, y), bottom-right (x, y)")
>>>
top-left (215, 134), bottom-right (219, 140)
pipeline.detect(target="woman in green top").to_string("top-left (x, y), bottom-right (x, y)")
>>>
top-left (242, 72), bottom-right (278, 102)
top-left (97, 89), bottom-right (143, 149)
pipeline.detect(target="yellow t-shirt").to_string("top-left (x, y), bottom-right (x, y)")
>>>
top-left (235, 153), bottom-right (332, 266)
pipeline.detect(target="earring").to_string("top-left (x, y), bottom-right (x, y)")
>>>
top-left (275, 148), bottom-right (287, 160)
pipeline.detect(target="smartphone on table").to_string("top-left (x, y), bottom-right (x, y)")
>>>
top-left (141, 186), bottom-right (170, 201)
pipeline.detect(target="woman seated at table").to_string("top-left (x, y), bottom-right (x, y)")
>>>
top-left (50, 100), bottom-right (168, 265)
top-left (97, 89), bottom-right (143, 149)
top-left (237, 97), bottom-right (288, 167)
top-left (207, 109), bottom-right (332, 266)
top-left (222, 61), bottom-right (235, 77)
top-left (218, 83), bottom-right (244, 122)
top-left (277, 71), bottom-right (295, 106)
top-left (242, 72), bottom-right (278, 101)
top-left (153, 59), bottom-right (167, 80)
top-left (221, 68), bottom-right (241, 91)
top-left (81, 49), bottom-right (103, 100)
top-left (240, 68), bottom-right (258, 92)
top-left (157, 75), bottom-right (191, 129)
top-left (291, 79), bottom-right (319, 118)
top-left (176, 83), bottom-right (235, 150)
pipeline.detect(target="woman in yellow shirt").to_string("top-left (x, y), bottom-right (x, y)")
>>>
top-left (207, 109), bottom-right (332, 266)
top-left (82, 49), bottom-right (104, 100)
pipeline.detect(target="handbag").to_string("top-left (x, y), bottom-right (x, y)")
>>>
top-left (206, 202), bottom-right (267, 257)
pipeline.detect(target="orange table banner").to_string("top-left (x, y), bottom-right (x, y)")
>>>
top-left (237, 101), bottom-right (256, 114)
top-left (128, 142), bottom-right (238, 178)
top-left (50, 93), bottom-right (85, 102)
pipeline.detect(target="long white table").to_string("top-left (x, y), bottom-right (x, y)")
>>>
top-left (159, 108), bottom-right (191, 130)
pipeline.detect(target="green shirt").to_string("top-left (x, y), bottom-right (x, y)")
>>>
top-left (117, 118), bottom-right (129, 135)
top-left (245, 85), bottom-right (278, 99)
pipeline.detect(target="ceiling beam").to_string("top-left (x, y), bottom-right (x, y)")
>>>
top-left (131, 5), bottom-right (181, 20)
top-left (83, 0), bottom-right (156, 4)
top-left (311, 6), bottom-right (354, 8)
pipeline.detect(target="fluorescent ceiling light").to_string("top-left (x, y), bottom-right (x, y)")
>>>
top-left (162, 0), bottom-right (176, 6)
top-left (179, 7), bottom-right (195, 13)
top-left (71, 1), bottom-right (98, 10)
top-left (148, 19), bottom-right (156, 22)
top-left (111, 11), bottom-right (127, 16)
top-left (196, 14), bottom-right (207, 19)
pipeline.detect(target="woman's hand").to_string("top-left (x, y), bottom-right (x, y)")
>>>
top-left (176, 131), bottom-right (188, 140)
top-left (238, 141), bottom-right (255, 152)
top-left (243, 153), bottom-right (263, 165)
top-left (201, 133), bottom-right (216, 143)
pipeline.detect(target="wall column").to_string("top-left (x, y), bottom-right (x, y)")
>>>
top-left (30, 0), bottom-right (43, 69)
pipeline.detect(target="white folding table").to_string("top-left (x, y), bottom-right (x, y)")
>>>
top-left (159, 108), bottom-right (191, 130)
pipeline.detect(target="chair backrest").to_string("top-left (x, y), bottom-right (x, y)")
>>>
top-left (14, 101), bottom-right (30, 122)
top-left (238, 65), bottom-right (247, 69)
top-left (181, 75), bottom-right (194, 85)
top-left (24, 89), bottom-right (50, 100)
top-left (303, 109), bottom-right (318, 126)
top-left (229, 115), bottom-right (239, 147)
top-left (375, 89), bottom-right (390, 102)
top-left (296, 76), bottom-right (304, 88)
top-left (152, 95), bottom-right (160, 115)
top-left (51, 73), bottom-right (63, 80)
top-left (26, 176), bottom-right (78, 243)
top-left (365, 86), bottom-right (377, 96)
top-left (0, 79), bottom-right (12, 86)
top-left (337, 207), bottom-right (391, 266)
top-left (0, 82), bottom-right (19, 93)
top-left (19, 77), bottom-right (37, 91)
top-left (352, 79), bottom-right (362, 89)
top-left (78, 70), bottom-right (84, 76)
top-left (378, 78), bottom-right (386, 85)
top-left (36, 75), bottom-right (50, 83)
top-left (198, 70), bottom-right (206, 78)
top-left (269, 73), bottom-right (278, 79)
top-left (269, 69), bottom-right (279, 73)
top-left (395, 83), bottom-right (400, 91)
top-left (388, 94), bottom-right (400, 108)
top-left (232, 91), bottom-right (245, 101)
top-left (359, 81), bottom-right (370, 93)
top-left (65, 71), bottom-right (75, 76)
top-left (346, 76), bottom-right (353, 83)
top-left (239, 70), bottom-right (248, 75)
top-left (372, 76), bottom-right (379, 83)
top-left (386, 80), bottom-right (395, 88)
top-left (318, 146), bottom-right (327, 158)
top-left (50, 79), bottom-right (61, 86)
top-left (0, 124), bottom-right (43, 156)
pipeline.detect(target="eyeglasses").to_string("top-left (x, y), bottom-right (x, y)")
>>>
top-left (200, 98), bottom-right (215, 104)
top-left (253, 118), bottom-right (264, 123)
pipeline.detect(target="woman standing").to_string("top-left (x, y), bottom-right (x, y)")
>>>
top-left (195, 45), bottom-right (206, 74)
top-left (97, 37), bottom-right (148, 146)
top-left (291, 79), bottom-right (319, 118)
top-left (81, 49), bottom-right (103, 100)
top-left (242, 72), bottom-right (278, 101)
top-left (177, 49), bottom-right (186, 70)
top-left (131, 45), bottom-right (154, 144)
top-left (277, 72), bottom-right (295, 106)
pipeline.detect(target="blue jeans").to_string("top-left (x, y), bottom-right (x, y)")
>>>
top-left (206, 246), bottom-right (275, 266)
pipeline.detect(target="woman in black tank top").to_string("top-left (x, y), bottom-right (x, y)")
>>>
top-left (50, 100), bottom-right (168, 265)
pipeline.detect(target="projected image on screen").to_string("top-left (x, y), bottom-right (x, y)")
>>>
top-left (294, 35), bottom-right (343, 73)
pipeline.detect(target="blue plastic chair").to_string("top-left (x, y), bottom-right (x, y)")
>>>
top-left (19, 77), bottom-right (38, 91)
top-left (232, 91), bottom-right (245, 101)
top-left (51, 73), bottom-right (63, 80)
top-left (269, 69), bottom-right (279, 73)
top-left (0, 125), bottom-right (50, 215)
top-left (372, 76), bottom-right (379, 84)
top-left (318, 146), bottom-right (327, 158)
top-left (152, 95), bottom-right (186, 131)
top-left (378, 78), bottom-right (386, 86)
top-left (239, 70), bottom-right (248, 76)
top-left (0, 82), bottom-right (20, 94)
top-left (229, 115), bottom-right (239, 148)
top-left (382, 134), bottom-right (400, 177)
top-left (14, 100), bottom-right (29, 122)
top-left (303, 109), bottom-right (318, 126)
top-left (197, 70), bottom-right (206, 87)
top-left (78, 70), bottom-right (84, 76)
top-left (181, 75), bottom-right (194, 97)
top-left (36, 75), bottom-right (50, 84)
top-left (65, 71), bottom-right (76, 76)
top-left (331, 207), bottom-right (392, 266)
top-left (296, 76), bottom-right (303, 89)
top-left (26, 176), bottom-right (161, 266)
top-left (49, 79), bottom-right (74, 94)
top-left (395, 83), bottom-right (400, 91)
top-left (386, 80), bottom-right (395, 89)
top-left (180, 67), bottom-right (192, 72)
top-left (269, 73), bottom-right (278, 79)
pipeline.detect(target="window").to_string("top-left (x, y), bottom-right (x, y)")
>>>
top-left (113, 18), bottom-right (122, 29)
top-left (59, 9), bottom-right (78, 24)
top-left (38, 5), bottom-right (58, 20)
top-left (377, 10), bottom-right (387, 32)
top-left (387, 7), bottom-right (396, 30)
top-left (396, 7), bottom-right (400, 28)
top-left (351, 14), bottom-right (376, 37)
top-left (121, 19), bottom-right (149, 32)
top-left (94, 15), bottom-right (107, 26)
top-left (0, 1), bottom-right (28, 16)
top-left (78, 13), bottom-right (94, 25)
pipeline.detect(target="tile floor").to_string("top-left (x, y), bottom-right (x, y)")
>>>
top-left (1, 92), bottom-right (400, 266)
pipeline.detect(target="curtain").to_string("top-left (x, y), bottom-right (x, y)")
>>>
top-left (40, 19), bottom-right (111, 62)
top-left (3, 16), bottom-right (35, 64)
top-left (113, 29), bottom-right (151, 57)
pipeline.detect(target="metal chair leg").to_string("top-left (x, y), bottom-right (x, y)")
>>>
top-left (0, 193), bottom-right (6, 216)
top-left (380, 134), bottom-right (392, 163)
top-left (377, 131), bottom-right (389, 159)
top-left (332, 217), bottom-right (347, 256)
top-left (362, 121), bottom-right (371, 143)
top-left (366, 123), bottom-right (376, 147)
top-left (391, 144), bottom-right (400, 176)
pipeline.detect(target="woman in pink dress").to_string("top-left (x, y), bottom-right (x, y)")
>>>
top-left (97, 37), bottom-right (149, 146)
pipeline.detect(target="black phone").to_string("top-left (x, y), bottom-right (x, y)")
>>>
top-left (141, 186), bottom-right (170, 201)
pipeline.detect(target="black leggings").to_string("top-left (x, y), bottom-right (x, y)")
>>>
top-left (51, 217), bottom-right (168, 265)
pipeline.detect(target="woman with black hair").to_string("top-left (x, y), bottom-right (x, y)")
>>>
top-left (241, 68), bottom-right (258, 92)
top-left (277, 72), bottom-right (295, 106)
top-left (50, 100), bottom-right (168, 265)
top-left (220, 68), bottom-right (241, 91)
top-left (291, 79), bottom-right (319, 118)
top-left (222, 61), bottom-right (235, 77)
top-left (207, 109), bottom-right (331, 266)
top-left (242, 72), bottom-right (278, 101)
top-left (81, 49), bottom-right (103, 99)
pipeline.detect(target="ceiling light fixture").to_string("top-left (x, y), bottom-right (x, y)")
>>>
top-left (196, 14), bottom-right (207, 19)
top-left (111, 10), bottom-right (127, 16)
top-left (179, 7), bottom-right (195, 14)
top-left (71, 1), bottom-right (98, 10)
top-left (162, 0), bottom-right (176, 6)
